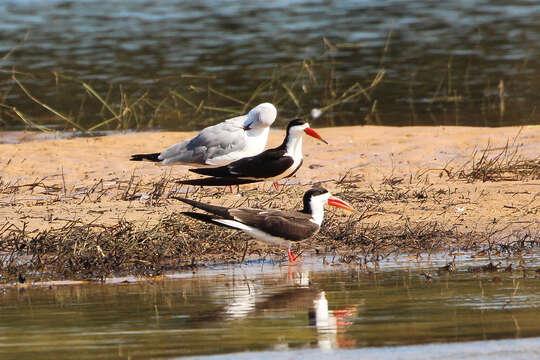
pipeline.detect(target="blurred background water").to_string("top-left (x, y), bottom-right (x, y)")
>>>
top-left (1, 0), bottom-right (540, 131)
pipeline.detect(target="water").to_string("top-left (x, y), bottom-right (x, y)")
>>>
top-left (1, 254), bottom-right (539, 359)
top-left (1, 0), bottom-right (540, 131)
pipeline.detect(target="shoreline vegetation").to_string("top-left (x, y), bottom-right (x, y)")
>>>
top-left (3, 36), bottom-right (537, 134)
top-left (0, 125), bottom-right (538, 283)
top-left (0, 40), bottom-right (388, 133)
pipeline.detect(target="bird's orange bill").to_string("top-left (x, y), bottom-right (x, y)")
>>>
top-left (304, 127), bottom-right (328, 144)
top-left (328, 196), bottom-right (355, 211)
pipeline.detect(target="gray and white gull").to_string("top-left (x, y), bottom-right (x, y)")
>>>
top-left (130, 102), bottom-right (277, 167)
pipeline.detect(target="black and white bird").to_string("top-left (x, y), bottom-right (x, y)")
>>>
top-left (174, 187), bottom-right (354, 262)
top-left (178, 119), bottom-right (327, 187)
top-left (130, 103), bottom-right (277, 167)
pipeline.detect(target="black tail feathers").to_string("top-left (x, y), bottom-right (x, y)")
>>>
top-left (189, 166), bottom-right (230, 177)
top-left (181, 212), bottom-right (241, 230)
top-left (130, 153), bottom-right (162, 162)
top-left (178, 177), bottom-right (258, 186)
top-left (173, 197), bottom-right (232, 218)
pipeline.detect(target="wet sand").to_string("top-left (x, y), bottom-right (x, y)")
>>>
top-left (1, 125), bottom-right (538, 243)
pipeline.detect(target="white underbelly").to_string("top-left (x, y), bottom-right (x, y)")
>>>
top-left (213, 218), bottom-right (292, 248)
top-left (244, 227), bottom-right (292, 248)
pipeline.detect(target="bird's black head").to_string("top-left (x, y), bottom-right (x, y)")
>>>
top-left (286, 118), bottom-right (307, 130)
top-left (302, 187), bottom-right (329, 213)
top-left (279, 119), bottom-right (309, 148)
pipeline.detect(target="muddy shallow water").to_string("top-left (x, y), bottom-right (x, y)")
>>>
top-left (1, 252), bottom-right (539, 359)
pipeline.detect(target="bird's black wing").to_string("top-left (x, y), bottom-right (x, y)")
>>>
top-left (177, 177), bottom-right (259, 186)
top-left (189, 149), bottom-right (293, 179)
top-left (130, 153), bottom-right (162, 162)
top-left (229, 209), bottom-right (319, 241)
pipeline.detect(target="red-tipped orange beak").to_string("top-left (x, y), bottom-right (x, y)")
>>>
top-left (304, 127), bottom-right (328, 144)
top-left (328, 196), bottom-right (355, 211)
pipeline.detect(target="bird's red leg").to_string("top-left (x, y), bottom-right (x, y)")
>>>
top-left (287, 265), bottom-right (293, 281)
top-left (287, 248), bottom-right (298, 263)
top-left (229, 185), bottom-right (233, 193)
top-left (273, 181), bottom-right (279, 190)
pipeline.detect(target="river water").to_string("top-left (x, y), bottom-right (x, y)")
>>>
top-left (1, 252), bottom-right (539, 359)
top-left (1, 0), bottom-right (540, 130)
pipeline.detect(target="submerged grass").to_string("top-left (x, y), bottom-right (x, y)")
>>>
top-left (3, 30), bottom-right (540, 130)
top-left (0, 40), bottom-right (385, 133)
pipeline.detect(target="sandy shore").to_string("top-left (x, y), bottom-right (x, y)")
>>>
top-left (0, 125), bottom-right (538, 257)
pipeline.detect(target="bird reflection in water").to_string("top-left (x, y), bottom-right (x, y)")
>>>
top-left (205, 270), bottom-right (358, 350)
top-left (309, 291), bottom-right (357, 349)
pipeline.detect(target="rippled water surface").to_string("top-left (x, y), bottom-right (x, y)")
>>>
top-left (1, 253), bottom-right (539, 359)
top-left (1, 0), bottom-right (540, 130)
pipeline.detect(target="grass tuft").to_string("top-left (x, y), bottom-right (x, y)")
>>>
top-left (457, 140), bottom-right (539, 182)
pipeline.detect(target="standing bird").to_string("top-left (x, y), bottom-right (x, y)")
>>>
top-left (130, 102), bottom-right (277, 167)
top-left (174, 187), bottom-right (354, 262)
top-left (178, 119), bottom-right (327, 187)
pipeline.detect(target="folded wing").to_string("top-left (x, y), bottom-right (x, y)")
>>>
top-left (189, 149), bottom-right (292, 179)
top-left (159, 116), bottom-right (247, 165)
top-left (229, 209), bottom-right (318, 241)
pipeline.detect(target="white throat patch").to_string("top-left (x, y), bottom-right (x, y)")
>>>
top-left (309, 193), bottom-right (330, 226)
top-left (285, 123), bottom-right (309, 159)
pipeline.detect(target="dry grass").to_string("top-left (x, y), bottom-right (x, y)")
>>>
top-left (454, 137), bottom-right (540, 182)
top-left (416, 135), bottom-right (540, 183)
top-left (314, 178), bottom-right (538, 264)
top-left (0, 216), bottom-right (234, 281)
top-left (1, 132), bottom-right (537, 283)
top-left (1, 171), bottom-right (537, 283)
